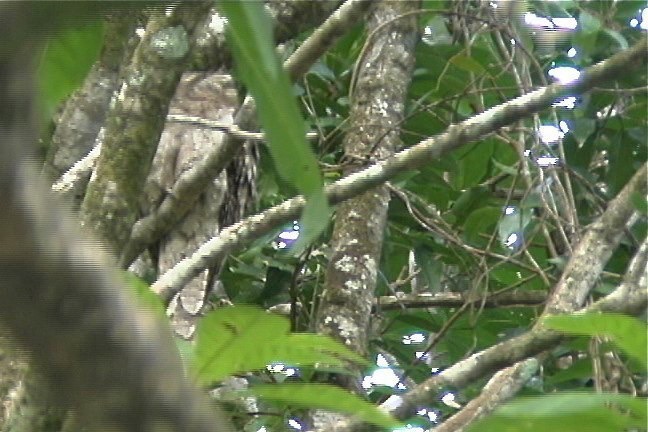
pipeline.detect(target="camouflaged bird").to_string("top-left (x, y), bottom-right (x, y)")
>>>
top-left (141, 72), bottom-right (257, 339)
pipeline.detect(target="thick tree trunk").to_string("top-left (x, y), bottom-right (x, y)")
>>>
top-left (312, 0), bottom-right (419, 427)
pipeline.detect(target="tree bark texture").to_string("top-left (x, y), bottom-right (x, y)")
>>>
top-left (42, 12), bottom-right (139, 192)
top-left (314, 0), bottom-right (420, 396)
top-left (0, 3), bottom-right (234, 431)
top-left (80, 2), bottom-right (212, 254)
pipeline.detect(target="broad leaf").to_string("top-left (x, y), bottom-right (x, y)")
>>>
top-left (121, 272), bottom-right (165, 318)
top-left (38, 20), bottom-right (103, 120)
top-left (219, 1), bottom-right (329, 249)
top-left (193, 305), bottom-right (366, 384)
top-left (543, 313), bottom-right (647, 368)
top-left (468, 392), bottom-right (647, 432)
top-left (243, 383), bottom-right (402, 429)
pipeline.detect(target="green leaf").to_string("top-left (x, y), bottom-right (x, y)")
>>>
top-left (219, 1), bottom-right (329, 249)
top-left (121, 272), bottom-right (165, 318)
top-left (607, 133), bottom-right (636, 195)
top-left (37, 20), bottom-right (104, 120)
top-left (175, 337), bottom-right (194, 368)
top-left (257, 266), bottom-right (292, 305)
top-left (455, 140), bottom-right (495, 188)
top-left (543, 313), bottom-right (647, 368)
top-left (579, 10), bottom-right (601, 34)
top-left (463, 206), bottom-right (501, 245)
top-left (630, 192), bottom-right (648, 215)
top-left (451, 186), bottom-right (491, 225)
top-left (450, 54), bottom-right (486, 74)
top-left (243, 383), bottom-right (402, 429)
top-left (468, 392), bottom-right (647, 432)
top-left (569, 118), bottom-right (596, 147)
top-left (193, 305), bottom-right (366, 385)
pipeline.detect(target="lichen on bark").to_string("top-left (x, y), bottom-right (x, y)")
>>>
top-left (80, 2), bottom-right (212, 254)
top-left (314, 0), bottom-right (420, 401)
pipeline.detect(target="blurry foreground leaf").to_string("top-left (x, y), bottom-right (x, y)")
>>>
top-left (468, 392), bottom-right (646, 432)
top-left (193, 305), bottom-right (367, 384)
top-left (543, 313), bottom-right (647, 368)
top-left (219, 1), bottom-right (329, 249)
top-left (242, 383), bottom-right (402, 429)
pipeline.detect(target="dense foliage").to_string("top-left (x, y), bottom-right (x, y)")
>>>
top-left (0, 1), bottom-right (645, 431)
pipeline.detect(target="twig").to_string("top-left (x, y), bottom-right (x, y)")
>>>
top-left (150, 39), bottom-right (647, 304)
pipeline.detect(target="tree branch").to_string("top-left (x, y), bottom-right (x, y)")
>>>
top-left (268, 290), bottom-right (547, 316)
top-left (384, 165), bottom-right (647, 421)
top-left (79, 2), bottom-right (213, 253)
top-left (427, 162), bottom-right (647, 430)
top-left (119, 0), bottom-right (374, 268)
top-left (0, 4), bottom-right (234, 430)
top-left (432, 358), bottom-right (540, 432)
top-left (151, 38), bottom-right (648, 304)
top-left (375, 289), bottom-right (547, 311)
top-left (312, 2), bottom-right (419, 419)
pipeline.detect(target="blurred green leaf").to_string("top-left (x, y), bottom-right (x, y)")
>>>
top-left (468, 392), bottom-right (647, 432)
top-left (193, 305), bottom-right (367, 385)
top-left (37, 20), bottom-right (103, 120)
top-left (569, 118), bottom-right (596, 147)
top-left (451, 186), bottom-right (490, 225)
top-left (243, 384), bottom-right (402, 428)
top-left (607, 133), bottom-right (636, 194)
top-left (455, 140), bottom-right (495, 188)
top-left (464, 206), bottom-right (501, 245)
top-left (175, 337), bottom-right (194, 368)
top-left (219, 1), bottom-right (329, 249)
top-left (543, 313), bottom-right (647, 368)
top-left (545, 357), bottom-right (592, 387)
top-left (257, 266), bottom-right (292, 306)
top-left (579, 10), bottom-right (601, 34)
top-left (450, 54), bottom-right (486, 74)
top-left (121, 272), bottom-right (165, 318)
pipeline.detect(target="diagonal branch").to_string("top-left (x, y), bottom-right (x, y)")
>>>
top-left (151, 38), bottom-right (648, 304)
top-left (119, 0), bottom-right (373, 268)
top-left (0, 4), bottom-right (234, 430)
top-left (434, 236), bottom-right (648, 432)
top-left (431, 358), bottom-right (540, 432)
top-left (79, 2), bottom-right (213, 253)
top-left (384, 163), bottom-right (647, 422)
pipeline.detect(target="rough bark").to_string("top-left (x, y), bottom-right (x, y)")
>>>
top-left (119, 0), bottom-right (374, 268)
top-left (315, 0), bottom-right (419, 373)
top-left (42, 12), bottom-right (139, 191)
top-left (80, 2), bottom-right (212, 254)
top-left (311, 0), bottom-right (419, 427)
top-left (0, 3), bottom-right (234, 431)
